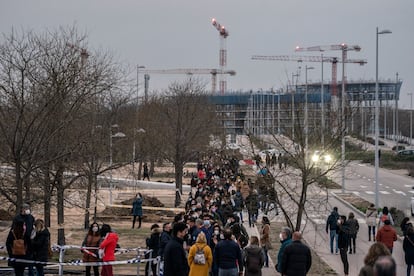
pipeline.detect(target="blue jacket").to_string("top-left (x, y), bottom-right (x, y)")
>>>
top-left (132, 197), bottom-right (143, 216)
top-left (214, 239), bottom-right (243, 272)
top-left (276, 238), bottom-right (292, 272)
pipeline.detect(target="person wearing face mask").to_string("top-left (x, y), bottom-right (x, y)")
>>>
top-left (275, 227), bottom-right (292, 273)
top-left (12, 203), bottom-right (35, 276)
top-left (82, 222), bottom-right (101, 276)
top-left (131, 193), bottom-right (143, 229)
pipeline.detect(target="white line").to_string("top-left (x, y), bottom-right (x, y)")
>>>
top-left (352, 191), bottom-right (360, 196)
top-left (360, 185), bottom-right (367, 189)
top-left (394, 191), bottom-right (407, 196)
top-left (365, 191), bottom-right (375, 195)
top-left (380, 191), bottom-right (390, 194)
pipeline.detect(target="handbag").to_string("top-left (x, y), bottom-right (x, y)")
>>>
top-left (11, 231), bottom-right (26, 256)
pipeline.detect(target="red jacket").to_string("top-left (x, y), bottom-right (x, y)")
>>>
top-left (376, 225), bottom-right (397, 249)
top-left (99, 232), bottom-right (119, 261)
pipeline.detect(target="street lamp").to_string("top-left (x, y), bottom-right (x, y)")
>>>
top-left (409, 93), bottom-right (413, 146)
top-left (305, 65), bottom-right (314, 157)
top-left (109, 124), bottom-right (126, 205)
top-left (132, 65), bottom-right (145, 188)
top-left (375, 27), bottom-right (392, 208)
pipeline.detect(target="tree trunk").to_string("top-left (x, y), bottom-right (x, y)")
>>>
top-left (56, 166), bottom-right (65, 245)
top-left (138, 160), bottom-right (143, 180)
top-left (43, 167), bottom-right (52, 227)
top-left (84, 173), bottom-right (93, 229)
top-left (150, 159), bottom-right (155, 177)
top-left (93, 174), bottom-right (98, 222)
top-left (174, 162), bottom-right (184, 207)
top-left (15, 160), bottom-right (23, 215)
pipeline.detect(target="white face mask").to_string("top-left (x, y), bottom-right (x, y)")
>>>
top-left (25, 209), bottom-right (31, 215)
top-left (214, 230), bottom-right (219, 235)
top-left (279, 233), bottom-right (284, 241)
top-left (92, 227), bottom-right (99, 232)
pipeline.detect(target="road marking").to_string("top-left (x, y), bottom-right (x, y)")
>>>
top-left (365, 191), bottom-right (375, 195)
top-left (353, 191), bottom-right (360, 196)
top-left (380, 191), bottom-right (390, 194)
top-left (360, 185), bottom-right (367, 189)
top-left (409, 191), bottom-right (414, 194)
top-left (362, 176), bottom-right (366, 179)
top-left (386, 186), bottom-right (390, 189)
top-left (394, 191), bottom-right (407, 196)
top-left (405, 185), bottom-right (412, 188)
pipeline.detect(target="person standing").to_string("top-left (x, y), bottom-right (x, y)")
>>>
top-left (378, 206), bottom-right (394, 229)
top-left (188, 232), bottom-right (213, 276)
top-left (31, 219), bottom-right (50, 276)
top-left (6, 219), bottom-right (29, 276)
top-left (163, 222), bottom-right (189, 276)
top-left (259, 216), bottom-right (271, 267)
top-left (145, 223), bottom-right (161, 276)
top-left (132, 193), bottom-right (143, 229)
top-left (280, 231), bottom-right (312, 276)
top-left (376, 220), bottom-right (397, 254)
top-left (143, 163), bottom-right (150, 181)
top-left (99, 224), bottom-right (119, 276)
top-left (214, 228), bottom-right (244, 276)
top-left (337, 215), bottom-right (350, 276)
top-left (365, 204), bottom-right (378, 242)
top-left (326, 207), bottom-right (339, 254)
top-left (82, 222), bottom-right (101, 276)
top-left (276, 227), bottom-right (292, 273)
top-left (245, 190), bottom-right (259, 227)
top-left (403, 224), bottom-right (414, 276)
top-left (12, 203), bottom-right (35, 276)
top-left (347, 212), bottom-right (359, 254)
top-left (358, 242), bottom-right (391, 276)
top-left (243, 236), bottom-right (265, 276)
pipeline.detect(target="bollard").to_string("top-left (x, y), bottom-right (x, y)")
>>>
top-left (59, 246), bottom-right (65, 276)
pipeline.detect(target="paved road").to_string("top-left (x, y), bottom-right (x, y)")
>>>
top-left (303, 192), bottom-right (407, 276)
top-left (331, 161), bottom-right (414, 215)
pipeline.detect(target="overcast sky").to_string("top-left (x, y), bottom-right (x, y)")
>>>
top-left (1, 0), bottom-right (413, 107)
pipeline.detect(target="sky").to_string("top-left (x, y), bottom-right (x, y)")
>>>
top-left (1, 0), bottom-right (413, 107)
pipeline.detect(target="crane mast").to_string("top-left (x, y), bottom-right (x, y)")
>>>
top-left (212, 18), bottom-right (229, 94)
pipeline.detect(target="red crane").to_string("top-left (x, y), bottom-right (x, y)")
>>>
top-left (212, 18), bottom-right (229, 94)
top-left (251, 54), bottom-right (366, 97)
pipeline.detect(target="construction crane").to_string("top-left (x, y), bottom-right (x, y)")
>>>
top-left (211, 18), bottom-right (229, 94)
top-left (139, 68), bottom-right (236, 94)
top-left (251, 54), bottom-right (366, 98)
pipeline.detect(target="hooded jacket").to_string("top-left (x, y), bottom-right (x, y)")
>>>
top-left (376, 225), bottom-right (397, 249)
top-left (99, 232), bottom-right (119, 261)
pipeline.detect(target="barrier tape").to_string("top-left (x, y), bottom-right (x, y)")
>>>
top-left (0, 255), bottom-right (160, 267)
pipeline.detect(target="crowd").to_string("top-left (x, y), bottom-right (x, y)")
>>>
top-left (326, 205), bottom-right (414, 276)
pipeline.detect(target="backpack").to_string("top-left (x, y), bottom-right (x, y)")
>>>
top-left (11, 231), bottom-right (26, 256)
top-left (238, 233), bottom-right (249, 249)
top-left (193, 245), bottom-right (206, 265)
top-left (245, 249), bottom-right (261, 273)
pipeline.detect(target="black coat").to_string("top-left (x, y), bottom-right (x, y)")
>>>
top-left (337, 222), bottom-right (350, 249)
top-left (403, 233), bottom-right (414, 265)
top-left (281, 240), bottom-right (312, 276)
top-left (32, 228), bottom-right (50, 262)
top-left (163, 237), bottom-right (189, 276)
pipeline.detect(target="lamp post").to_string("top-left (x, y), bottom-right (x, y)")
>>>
top-left (109, 125), bottom-right (126, 205)
top-left (133, 65), bottom-right (145, 188)
top-left (305, 65), bottom-right (314, 156)
top-left (321, 54), bottom-right (325, 148)
top-left (409, 93), bottom-right (413, 146)
top-left (375, 27), bottom-right (392, 208)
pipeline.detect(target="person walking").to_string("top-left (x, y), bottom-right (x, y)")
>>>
top-left (143, 163), bottom-right (150, 181)
top-left (245, 190), bottom-right (259, 227)
top-left (82, 222), bottom-right (101, 276)
top-left (403, 224), bottom-right (414, 276)
top-left (31, 219), bottom-right (50, 276)
top-left (188, 232), bottom-right (213, 276)
top-left (378, 206), bottom-right (394, 229)
top-left (163, 222), bottom-right (189, 276)
top-left (99, 224), bottom-right (119, 276)
top-left (145, 223), bottom-right (161, 276)
top-left (132, 193), bottom-right (143, 229)
top-left (280, 231), bottom-right (312, 276)
top-left (347, 212), bottom-right (359, 254)
top-left (376, 219), bottom-right (397, 254)
top-left (365, 204), bottom-right (378, 242)
top-left (358, 242), bottom-right (391, 276)
top-left (259, 216), bottom-right (271, 267)
top-left (214, 228), bottom-right (244, 276)
top-left (326, 206), bottom-right (339, 254)
top-left (243, 236), bottom-right (265, 276)
top-left (337, 215), bottom-right (350, 276)
top-left (276, 227), bottom-right (292, 273)
top-left (6, 219), bottom-right (29, 276)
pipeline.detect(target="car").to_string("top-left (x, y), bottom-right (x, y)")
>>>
top-left (392, 145), bottom-right (405, 151)
top-left (397, 149), bottom-right (414, 156)
top-left (311, 150), bottom-right (332, 165)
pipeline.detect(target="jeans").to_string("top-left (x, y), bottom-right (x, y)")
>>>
top-left (329, 230), bottom-right (338, 253)
top-left (218, 267), bottom-right (239, 276)
top-left (340, 248), bottom-right (349, 275)
top-left (368, 225), bottom-right (376, 240)
top-left (263, 246), bottom-right (269, 267)
top-left (349, 233), bottom-right (357, 253)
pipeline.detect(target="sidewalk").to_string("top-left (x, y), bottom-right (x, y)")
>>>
top-left (242, 219), bottom-right (277, 276)
top-left (303, 192), bottom-right (407, 276)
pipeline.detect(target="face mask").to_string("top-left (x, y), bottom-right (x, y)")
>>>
top-left (25, 209), bottom-right (31, 215)
top-left (191, 207), bottom-right (196, 211)
top-left (214, 230), bottom-right (219, 235)
top-left (279, 233), bottom-right (284, 241)
top-left (227, 219), bottom-right (232, 224)
top-left (92, 227), bottom-right (98, 232)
